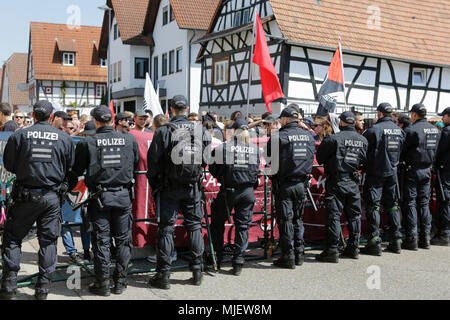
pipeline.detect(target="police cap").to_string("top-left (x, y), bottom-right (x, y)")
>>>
top-left (377, 102), bottom-right (393, 114)
top-left (90, 105), bottom-right (112, 123)
top-left (339, 111), bottom-right (356, 125)
top-left (231, 116), bottom-right (248, 130)
top-left (409, 103), bottom-right (427, 116)
top-left (279, 106), bottom-right (299, 119)
top-left (438, 107), bottom-right (450, 117)
top-left (172, 95), bottom-right (188, 109)
top-left (33, 100), bottom-right (54, 118)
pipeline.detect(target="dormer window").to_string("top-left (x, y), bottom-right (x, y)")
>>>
top-left (100, 58), bottom-right (107, 68)
top-left (63, 52), bottom-right (75, 66)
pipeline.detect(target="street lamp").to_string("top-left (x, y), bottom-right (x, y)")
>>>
top-left (98, 5), bottom-right (112, 106)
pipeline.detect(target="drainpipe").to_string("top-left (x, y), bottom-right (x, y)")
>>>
top-left (188, 30), bottom-right (196, 110)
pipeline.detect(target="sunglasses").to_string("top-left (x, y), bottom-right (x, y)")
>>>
top-left (67, 127), bottom-right (75, 131)
top-left (15, 116), bottom-right (24, 119)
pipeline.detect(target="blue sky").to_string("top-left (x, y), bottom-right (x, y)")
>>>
top-left (0, 0), bottom-right (106, 64)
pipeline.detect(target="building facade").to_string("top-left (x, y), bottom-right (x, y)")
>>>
top-left (27, 22), bottom-right (107, 114)
top-left (197, 0), bottom-right (450, 118)
top-left (1, 53), bottom-right (29, 110)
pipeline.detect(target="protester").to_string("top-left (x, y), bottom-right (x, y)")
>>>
top-left (132, 109), bottom-right (149, 132)
top-left (13, 110), bottom-right (26, 130)
top-left (313, 116), bottom-right (333, 142)
top-left (52, 111), bottom-right (71, 131)
top-left (0, 103), bottom-right (18, 132)
top-left (188, 112), bottom-right (200, 124)
top-left (153, 114), bottom-right (168, 130)
top-left (115, 112), bottom-right (132, 133)
top-left (145, 110), bottom-right (154, 132)
top-left (354, 111), bottom-right (365, 134)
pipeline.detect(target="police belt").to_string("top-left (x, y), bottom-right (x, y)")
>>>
top-left (328, 172), bottom-right (358, 181)
top-left (99, 185), bottom-right (129, 192)
top-left (279, 175), bottom-right (307, 184)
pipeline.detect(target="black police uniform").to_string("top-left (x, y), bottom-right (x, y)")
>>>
top-left (316, 112), bottom-right (368, 262)
top-left (266, 108), bottom-right (316, 268)
top-left (362, 103), bottom-right (405, 254)
top-left (209, 117), bottom-right (260, 275)
top-left (147, 96), bottom-right (211, 288)
top-left (431, 107), bottom-right (450, 245)
top-left (69, 106), bottom-right (139, 296)
top-left (1, 101), bottom-right (75, 299)
top-left (400, 104), bottom-right (440, 249)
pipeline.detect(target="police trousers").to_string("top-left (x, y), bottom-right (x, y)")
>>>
top-left (1, 190), bottom-right (61, 290)
top-left (437, 171), bottom-right (450, 237)
top-left (363, 175), bottom-right (402, 240)
top-left (89, 189), bottom-right (133, 283)
top-left (274, 181), bottom-right (306, 258)
top-left (210, 186), bottom-right (255, 266)
top-left (157, 184), bottom-right (204, 273)
top-left (403, 167), bottom-right (432, 239)
top-left (324, 177), bottom-right (362, 249)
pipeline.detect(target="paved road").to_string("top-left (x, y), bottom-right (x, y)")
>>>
top-left (9, 233), bottom-right (450, 300)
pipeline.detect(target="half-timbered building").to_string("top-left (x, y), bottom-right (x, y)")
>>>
top-left (197, 0), bottom-right (450, 118)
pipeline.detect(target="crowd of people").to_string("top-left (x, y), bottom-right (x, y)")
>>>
top-left (0, 96), bottom-right (448, 300)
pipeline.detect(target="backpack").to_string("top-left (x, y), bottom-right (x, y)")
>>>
top-left (164, 122), bottom-right (203, 185)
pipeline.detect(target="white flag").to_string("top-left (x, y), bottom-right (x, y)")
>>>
top-left (143, 72), bottom-right (163, 116)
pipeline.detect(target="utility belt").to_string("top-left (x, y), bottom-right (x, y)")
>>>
top-left (328, 172), bottom-right (361, 183)
top-left (280, 175), bottom-right (308, 184)
top-left (12, 184), bottom-right (57, 203)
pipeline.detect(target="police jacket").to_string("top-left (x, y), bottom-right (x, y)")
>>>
top-left (435, 124), bottom-right (450, 173)
top-left (147, 115), bottom-right (211, 189)
top-left (316, 126), bottom-right (368, 176)
top-left (400, 119), bottom-right (440, 168)
top-left (363, 117), bottom-right (405, 177)
top-left (3, 121), bottom-right (75, 190)
top-left (209, 139), bottom-right (260, 188)
top-left (266, 122), bottom-right (315, 182)
top-left (70, 126), bottom-right (139, 190)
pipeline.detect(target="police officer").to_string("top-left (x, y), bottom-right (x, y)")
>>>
top-left (316, 112), bottom-right (368, 263)
top-left (0, 100), bottom-right (75, 300)
top-left (361, 103), bottom-right (405, 255)
top-left (401, 103), bottom-right (440, 250)
top-left (147, 95), bottom-right (211, 289)
top-left (431, 107), bottom-right (450, 246)
top-left (69, 105), bottom-right (139, 296)
top-left (209, 116), bottom-right (260, 275)
top-left (266, 105), bottom-right (315, 268)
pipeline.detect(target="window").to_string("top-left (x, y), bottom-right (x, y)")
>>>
top-left (95, 84), bottom-right (106, 98)
top-left (163, 6), bottom-right (169, 26)
top-left (118, 61), bottom-right (122, 82)
top-left (135, 58), bottom-right (149, 79)
top-left (62, 52), bottom-right (75, 66)
top-left (114, 24), bottom-right (119, 40)
top-left (176, 47), bottom-right (183, 72)
top-left (242, 9), bottom-right (250, 25)
top-left (110, 65), bottom-right (113, 84)
top-left (233, 8), bottom-right (251, 27)
top-left (169, 50), bottom-right (175, 74)
top-left (153, 56), bottom-right (159, 88)
top-left (233, 11), bottom-right (242, 27)
top-left (213, 57), bottom-right (230, 86)
top-left (413, 68), bottom-right (426, 86)
top-left (170, 5), bottom-right (174, 22)
top-left (100, 58), bottom-right (107, 68)
top-left (162, 53), bottom-right (168, 76)
top-left (113, 63), bottom-right (117, 82)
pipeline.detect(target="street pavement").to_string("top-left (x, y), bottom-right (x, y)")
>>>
top-left (9, 231), bottom-right (450, 300)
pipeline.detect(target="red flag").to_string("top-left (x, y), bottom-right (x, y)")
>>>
top-left (109, 100), bottom-right (115, 128)
top-left (252, 14), bottom-right (284, 113)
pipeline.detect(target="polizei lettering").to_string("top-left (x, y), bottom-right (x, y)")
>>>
top-left (424, 128), bottom-right (439, 134)
top-left (288, 135), bottom-right (310, 142)
top-left (384, 129), bottom-right (402, 135)
top-left (27, 131), bottom-right (59, 141)
top-left (96, 138), bottom-right (126, 147)
top-left (345, 140), bottom-right (364, 147)
top-left (230, 145), bottom-right (256, 154)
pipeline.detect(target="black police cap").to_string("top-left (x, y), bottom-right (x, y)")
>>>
top-left (172, 95), bottom-right (188, 109)
top-left (83, 120), bottom-right (97, 135)
top-left (54, 111), bottom-right (72, 120)
top-left (377, 102), bottom-right (393, 114)
top-left (33, 100), bottom-right (53, 117)
top-left (339, 111), bottom-right (356, 125)
top-left (409, 103), bottom-right (427, 115)
top-left (231, 116), bottom-right (248, 130)
top-left (438, 107), bottom-right (450, 117)
top-left (90, 105), bottom-right (112, 123)
top-left (279, 106), bottom-right (299, 119)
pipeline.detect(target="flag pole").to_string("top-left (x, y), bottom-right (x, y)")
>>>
top-left (338, 37), bottom-right (348, 109)
top-left (246, 13), bottom-right (256, 120)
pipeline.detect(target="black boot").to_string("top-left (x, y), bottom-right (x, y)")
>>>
top-left (430, 234), bottom-right (450, 246)
top-left (149, 272), bottom-right (170, 290)
top-left (419, 234), bottom-right (431, 249)
top-left (386, 239), bottom-right (402, 254)
top-left (294, 252), bottom-right (304, 266)
top-left (361, 237), bottom-right (382, 256)
top-left (88, 279), bottom-right (110, 296)
top-left (232, 264), bottom-right (243, 276)
top-left (112, 281), bottom-right (127, 295)
top-left (402, 237), bottom-right (418, 251)
top-left (273, 255), bottom-right (295, 269)
top-left (34, 287), bottom-right (49, 300)
top-left (316, 248), bottom-right (339, 263)
top-left (192, 270), bottom-right (203, 285)
top-left (341, 245), bottom-right (359, 259)
top-left (0, 274), bottom-right (17, 300)
top-left (0, 288), bottom-right (17, 300)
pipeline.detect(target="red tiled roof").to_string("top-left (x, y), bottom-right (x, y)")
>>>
top-left (270, 0), bottom-right (450, 66)
top-left (29, 22), bottom-right (107, 82)
top-left (170, 0), bottom-right (221, 30)
top-left (2, 53), bottom-right (29, 106)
